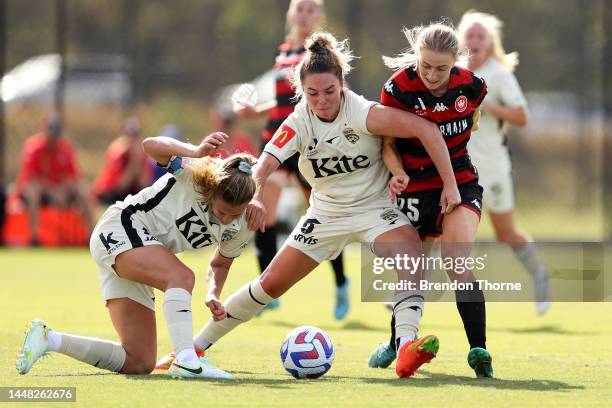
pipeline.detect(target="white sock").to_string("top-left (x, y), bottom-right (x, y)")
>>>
top-left (514, 242), bottom-right (547, 276)
top-left (163, 288), bottom-right (196, 355)
top-left (393, 291), bottom-right (424, 348)
top-left (47, 329), bottom-right (62, 352)
top-left (194, 278), bottom-right (274, 349)
top-left (398, 335), bottom-right (414, 349)
top-left (175, 348), bottom-right (199, 364)
top-left (57, 332), bottom-right (126, 372)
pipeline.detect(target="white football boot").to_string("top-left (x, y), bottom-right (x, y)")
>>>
top-left (16, 319), bottom-right (50, 375)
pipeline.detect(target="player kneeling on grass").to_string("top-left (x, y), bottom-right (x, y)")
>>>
top-left (158, 31), bottom-right (461, 378)
top-left (16, 133), bottom-right (258, 380)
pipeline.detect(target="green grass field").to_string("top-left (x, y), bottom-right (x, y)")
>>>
top-left (1, 246), bottom-right (611, 407)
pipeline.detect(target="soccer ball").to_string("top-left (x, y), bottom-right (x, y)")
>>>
top-left (280, 325), bottom-right (334, 379)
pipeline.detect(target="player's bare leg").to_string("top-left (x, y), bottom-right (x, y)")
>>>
top-left (194, 245), bottom-right (319, 350)
top-left (114, 246), bottom-right (231, 379)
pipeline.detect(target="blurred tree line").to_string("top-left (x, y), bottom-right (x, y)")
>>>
top-left (4, 0), bottom-right (606, 103)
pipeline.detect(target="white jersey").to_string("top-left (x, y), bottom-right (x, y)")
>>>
top-left (105, 163), bottom-right (253, 258)
top-left (466, 58), bottom-right (527, 175)
top-left (264, 89), bottom-right (390, 216)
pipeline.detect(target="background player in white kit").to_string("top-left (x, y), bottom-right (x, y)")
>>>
top-left (458, 10), bottom-right (550, 314)
top-left (183, 32), bottom-right (462, 379)
top-left (17, 132), bottom-right (257, 380)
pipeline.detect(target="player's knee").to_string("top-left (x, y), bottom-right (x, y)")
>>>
top-left (121, 353), bottom-right (155, 374)
top-left (496, 229), bottom-right (526, 245)
top-left (259, 274), bottom-right (283, 299)
top-left (125, 360), bottom-right (155, 374)
top-left (169, 267), bottom-right (195, 292)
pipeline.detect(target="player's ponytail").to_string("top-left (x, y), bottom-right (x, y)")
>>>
top-left (191, 153), bottom-right (257, 206)
top-left (383, 20), bottom-right (467, 70)
top-left (292, 31), bottom-right (354, 100)
top-left (457, 10), bottom-right (519, 72)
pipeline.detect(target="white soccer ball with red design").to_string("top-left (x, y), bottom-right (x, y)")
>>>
top-left (280, 325), bottom-right (334, 379)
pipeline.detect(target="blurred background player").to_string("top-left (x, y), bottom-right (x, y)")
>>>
top-left (235, 0), bottom-right (350, 319)
top-left (368, 21), bottom-right (493, 378)
top-left (15, 113), bottom-right (94, 245)
top-left (17, 132), bottom-right (256, 380)
top-left (458, 10), bottom-right (550, 315)
top-left (92, 117), bottom-right (152, 205)
top-left (209, 105), bottom-right (257, 159)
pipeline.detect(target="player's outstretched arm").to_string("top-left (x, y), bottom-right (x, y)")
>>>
top-left (382, 137), bottom-right (411, 203)
top-left (142, 132), bottom-right (229, 166)
top-left (367, 104), bottom-right (461, 213)
top-left (205, 249), bottom-right (234, 321)
top-left (246, 152), bottom-right (281, 231)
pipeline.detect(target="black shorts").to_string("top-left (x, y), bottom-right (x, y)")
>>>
top-left (396, 179), bottom-right (483, 239)
top-left (261, 142), bottom-right (310, 189)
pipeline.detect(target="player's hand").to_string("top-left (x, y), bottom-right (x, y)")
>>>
top-left (205, 295), bottom-right (227, 321)
top-left (195, 132), bottom-right (229, 157)
top-left (246, 199), bottom-right (266, 232)
top-left (440, 184), bottom-right (461, 214)
top-left (388, 174), bottom-right (409, 203)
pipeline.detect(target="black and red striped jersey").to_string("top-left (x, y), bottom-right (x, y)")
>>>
top-left (262, 42), bottom-right (305, 143)
top-left (381, 66), bottom-right (487, 192)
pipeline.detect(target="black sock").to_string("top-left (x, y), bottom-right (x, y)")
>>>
top-left (455, 287), bottom-right (487, 350)
top-left (389, 313), bottom-right (396, 351)
top-left (255, 225), bottom-right (277, 274)
top-left (330, 253), bottom-right (346, 287)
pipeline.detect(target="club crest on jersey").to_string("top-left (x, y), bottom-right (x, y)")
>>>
top-left (221, 228), bottom-right (238, 242)
top-left (380, 209), bottom-right (400, 225)
top-left (455, 95), bottom-right (468, 113)
top-left (306, 138), bottom-right (319, 157)
top-left (342, 127), bottom-right (359, 144)
top-left (273, 125), bottom-right (296, 149)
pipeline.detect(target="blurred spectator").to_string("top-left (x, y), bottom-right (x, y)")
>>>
top-left (93, 117), bottom-right (151, 204)
top-left (0, 181), bottom-right (5, 246)
top-left (151, 124), bottom-right (183, 181)
top-left (208, 107), bottom-right (257, 159)
top-left (15, 113), bottom-right (94, 245)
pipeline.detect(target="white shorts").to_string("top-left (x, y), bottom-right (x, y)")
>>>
top-left (285, 206), bottom-right (411, 263)
top-left (90, 208), bottom-right (163, 311)
top-left (478, 170), bottom-right (515, 213)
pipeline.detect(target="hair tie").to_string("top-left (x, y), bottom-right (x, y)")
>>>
top-left (238, 161), bottom-right (252, 175)
top-left (313, 44), bottom-right (327, 55)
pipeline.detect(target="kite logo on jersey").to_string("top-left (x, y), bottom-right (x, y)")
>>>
top-left (175, 208), bottom-right (214, 249)
top-left (273, 125), bottom-right (297, 148)
top-left (99, 232), bottom-right (118, 250)
top-left (100, 231), bottom-right (126, 254)
top-left (342, 128), bottom-right (359, 144)
top-left (455, 95), bottom-right (468, 113)
top-left (308, 155), bottom-right (370, 178)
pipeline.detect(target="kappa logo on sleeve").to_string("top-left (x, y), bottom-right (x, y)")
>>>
top-left (272, 125), bottom-right (297, 148)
